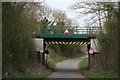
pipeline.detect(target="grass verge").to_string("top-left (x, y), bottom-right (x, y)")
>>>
top-left (5, 67), bottom-right (51, 78)
top-left (4, 59), bottom-right (52, 78)
top-left (83, 68), bottom-right (118, 78)
top-left (6, 73), bottom-right (45, 78)
top-left (79, 58), bottom-right (117, 78)
top-left (79, 58), bottom-right (88, 69)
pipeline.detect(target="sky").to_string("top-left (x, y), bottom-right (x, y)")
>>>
top-left (39, 0), bottom-right (119, 26)
top-left (44, 0), bottom-right (84, 26)
top-left (45, 0), bottom-right (79, 10)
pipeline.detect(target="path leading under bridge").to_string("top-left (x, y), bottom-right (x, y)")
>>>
top-left (33, 26), bottom-right (100, 65)
top-left (47, 56), bottom-right (88, 78)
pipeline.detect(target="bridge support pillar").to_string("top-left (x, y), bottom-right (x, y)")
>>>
top-left (87, 44), bottom-right (90, 69)
top-left (42, 41), bottom-right (46, 64)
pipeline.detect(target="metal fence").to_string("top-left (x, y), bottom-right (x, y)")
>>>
top-left (40, 26), bottom-right (101, 34)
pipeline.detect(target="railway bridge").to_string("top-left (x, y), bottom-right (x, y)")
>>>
top-left (33, 26), bottom-right (100, 68)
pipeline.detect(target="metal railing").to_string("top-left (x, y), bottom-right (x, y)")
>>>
top-left (39, 26), bottom-right (101, 35)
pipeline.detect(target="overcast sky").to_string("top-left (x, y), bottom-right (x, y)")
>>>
top-left (45, 0), bottom-right (79, 10)
top-left (44, 0), bottom-right (85, 26)
top-left (39, 0), bottom-right (119, 26)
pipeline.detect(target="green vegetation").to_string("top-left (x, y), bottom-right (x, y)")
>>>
top-left (42, 67), bottom-right (51, 73)
top-left (48, 45), bottom-right (82, 58)
top-left (83, 69), bottom-right (117, 78)
top-left (79, 58), bottom-right (88, 69)
top-left (79, 58), bottom-right (117, 78)
top-left (97, 3), bottom-right (118, 72)
top-left (2, 2), bottom-right (84, 78)
top-left (72, 2), bottom-right (119, 77)
top-left (47, 48), bottom-right (88, 67)
top-left (48, 58), bottom-right (68, 67)
top-left (3, 2), bottom-right (37, 77)
top-left (25, 74), bottom-right (44, 78)
top-left (4, 65), bottom-right (51, 78)
top-left (6, 73), bottom-right (44, 78)
top-left (3, 1), bottom-right (119, 78)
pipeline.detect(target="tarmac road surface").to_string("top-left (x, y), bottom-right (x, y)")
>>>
top-left (48, 56), bottom-right (88, 78)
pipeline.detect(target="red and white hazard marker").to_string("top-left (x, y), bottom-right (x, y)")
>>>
top-left (64, 28), bottom-right (70, 33)
top-left (89, 49), bottom-right (94, 54)
top-left (38, 48), bottom-right (44, 54)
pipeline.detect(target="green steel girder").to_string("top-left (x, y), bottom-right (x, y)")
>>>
top-left (35, 34), bottom-right (88, 38)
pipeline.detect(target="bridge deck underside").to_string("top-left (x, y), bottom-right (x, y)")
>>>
top-left (44, 38), bottom-right (90, 45)
top-left (34, 34), bottom-right (92, 45)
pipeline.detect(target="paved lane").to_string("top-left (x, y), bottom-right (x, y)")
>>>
top-left (48, 56), bottom-right (88, 78)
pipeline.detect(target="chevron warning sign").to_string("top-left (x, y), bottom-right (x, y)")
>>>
top-left (45, 41), bottom-right (90, 45)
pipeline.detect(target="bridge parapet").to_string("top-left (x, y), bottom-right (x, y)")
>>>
top-left (39, 26), bottom-right (101, 35)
